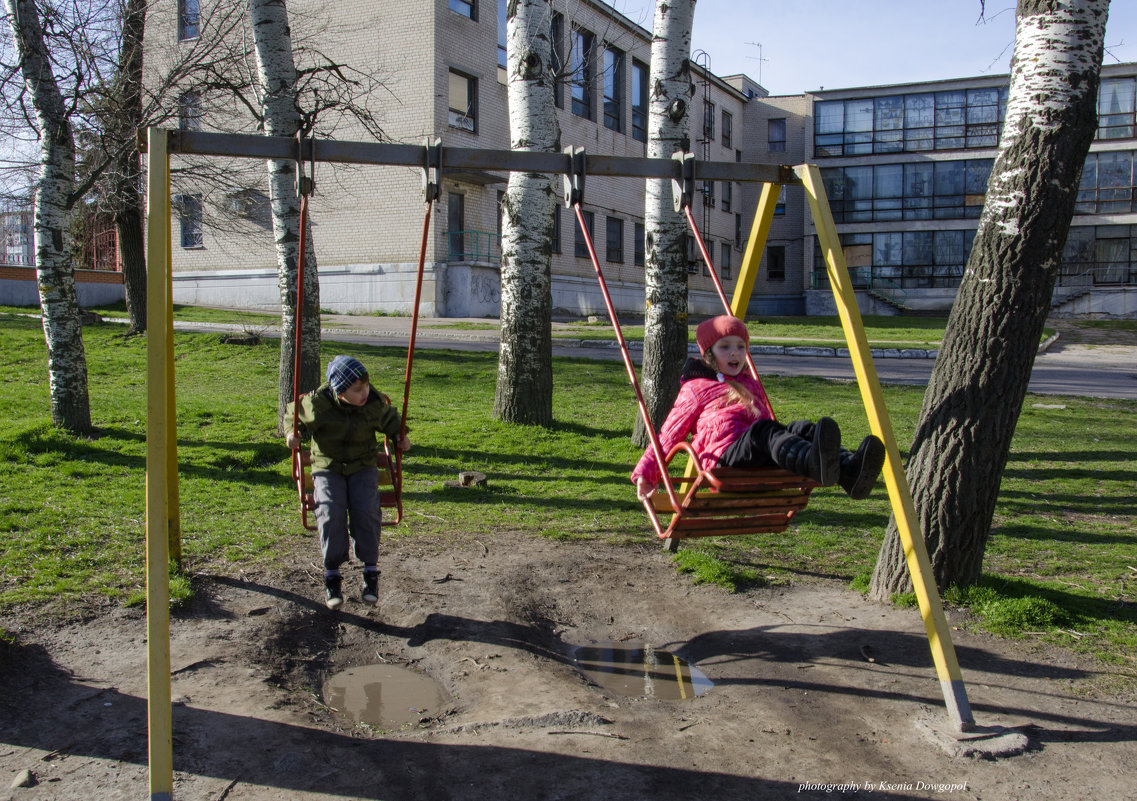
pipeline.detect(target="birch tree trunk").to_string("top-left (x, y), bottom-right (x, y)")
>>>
top-left (112, 0), bottom-right (148, 334)
top-left (493, 0), bottom-right (560, 426)
top-left (633, 0), bottom-right (695, 447)
top-left (6, 0), bottom-right (91, 433)
top-left (248, 0), bottom-right (321, 428)
top-left (870, 0), bottom-right (1109, 599)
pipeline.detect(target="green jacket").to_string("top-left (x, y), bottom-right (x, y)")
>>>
top-left (288, 382), bottom-right (402, 475)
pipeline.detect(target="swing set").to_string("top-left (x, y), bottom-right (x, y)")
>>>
top-left (142, 128), bottom-right (975, 800)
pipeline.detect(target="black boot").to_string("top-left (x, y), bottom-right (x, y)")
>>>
top-left (773, 417), bottom-right (840, 485)
top-left (838, 436), bottom-right (886, 499)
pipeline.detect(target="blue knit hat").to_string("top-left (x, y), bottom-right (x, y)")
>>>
top-left (326, 355), bottom-right (368, 394)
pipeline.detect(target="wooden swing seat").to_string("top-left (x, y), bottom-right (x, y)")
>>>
top-left (649, 466), bottom-right (817, 544)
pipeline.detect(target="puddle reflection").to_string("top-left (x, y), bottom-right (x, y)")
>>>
top-left (323, 664), bottom-right (445, 728)
top-left (571, 642), bottom-right (712, 699)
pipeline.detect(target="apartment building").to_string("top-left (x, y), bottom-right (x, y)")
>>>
top-left (795, 62), bottom-right (1137, 317)
top-left (148, 1), bottom-right (1136, 319)
top-left (150, 0), bottom-right (762, 317)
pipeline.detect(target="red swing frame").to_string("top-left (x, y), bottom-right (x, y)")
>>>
top-left (289, 140), bottom-right (436, 531)
top-left (567, 153), bottom-right (816, 547)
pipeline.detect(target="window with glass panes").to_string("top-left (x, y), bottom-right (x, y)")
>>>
top-left (449, 0), bottom-right (475, 19)
top-left (720, 242), bottom-right (731, 280)
top-left (821, 159), bottom-right (993, 223)
top-left (178, 0), bottom-right (200, 40)
top-left (551, 14), bottom-right (564, 109)
top-left (574, 210), bottom-right (594, 257)
top-left (815, 87), bottom-right (1008, 157)
top-left (448, 71), bottom-right (477, 133)
top-left (1076, 151), bottom-right (1136, 214)
top-left (767, 245), bottom-right (785, 281)
top-left (571, 28), bottom-right (595, 120)
top-left (634, 222), bottom-right (645, 266)
top-left (1098, 78), bottom-right (1136, 140)
top-left (631, 60), bottom-right (648, 142)
top-left (177, 195), bottom-right (203, 248)
top-left (768, 118), bottom-right (786, 152)
top-left (606, 216), bottom-right (624, 262)
top-left (603, 47), bottom-right (625, 132)
top-left (703, 101), bottom-right (715, 139)
top-left (722, 111), bottom-right (733, 148)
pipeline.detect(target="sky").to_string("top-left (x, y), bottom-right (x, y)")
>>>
top-left (609, 1), bottom-right (1137, 95)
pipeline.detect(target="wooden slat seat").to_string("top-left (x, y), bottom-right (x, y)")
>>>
top-left (647, 467), bottom-right (817, 547)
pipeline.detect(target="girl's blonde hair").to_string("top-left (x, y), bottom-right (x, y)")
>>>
top-left (702, 350), bottom-right (757, 412)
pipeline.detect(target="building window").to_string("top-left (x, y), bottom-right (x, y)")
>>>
top-left (816, 90), bottom-right (1009, 157)
top-left (448, 69), bottom-right (477, 133)
top-left (702, 180), bottom-right (715, 207)
top-left (767, 245), bottom-right (785, 281)
top-left (686, 234), bottom-right (698, 273)
top-left (606, 216), bottom-right (624, 262)
top-left (1076, 151), bottom-right (1137, 214)
top-left (722, 181), bottom-right (732, 213)
top-left (603, 46), bottom-right (625, 133)
top-left (631, 60), bottom-right (648, 143)
top-left (774, 186), bottom-right (786, 215)
top-left (1098, 77), bottom-right (1136, 140)
top-left (735, 213), bottom-right (743, 249)
top-left (551, 206), bottom-right (561, 254)
top-left (571, 27), bottom-right (595, 120)
top-left (821, 159), bottom-right (993, 223)
top-left (720, 242), bottom-right (732, 280)
top-left (702, 237), bottom-right (714, 276)
top-left (574, 209), bottom-right (594, 258)
top-left (177, 91), bottom-right (201, 131)
top-left (634, 222), bottom-right (645, 266)
top-left (722, 110), bottom-right (733, 149)
top-left (703, 101), bottom-right (715, 140)
top-left (497, 0), bottom-right (507, 70)
top-left (177, 194), bottom-right (203, 248)
top-left (768, 118), bottom-right (786, 152)
top-left (449, 0), bottom-right (475, 19)
top-left (177, 0), bottom-right (200, 41)
top-left (551, 13), bottom-right (564, 109)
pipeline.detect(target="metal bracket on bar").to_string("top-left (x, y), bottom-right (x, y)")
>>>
top-left (563, 146), bottom-right (586, 207)
top-left (671, 151), bottom-right (695, 213)
top-left (422, 137), bottom-right (442, 202)
top-left (295, 132), bottom-right (315, 197)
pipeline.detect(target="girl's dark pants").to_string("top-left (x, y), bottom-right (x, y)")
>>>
top-left (717, 419), bottom-right (813, 468)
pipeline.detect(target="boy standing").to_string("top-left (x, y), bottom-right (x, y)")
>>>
top-left (287, 355), bottom-right (411, 609)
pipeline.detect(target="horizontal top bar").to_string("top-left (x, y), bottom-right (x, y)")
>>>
top-left (149, 129), bottom-right (802, 186)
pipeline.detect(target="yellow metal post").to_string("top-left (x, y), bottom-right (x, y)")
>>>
top-left (165, 184), bottom-right (181, 566)
top-left (144, 127), bottom-right (175, 801)
top-left (730, 181), bottom-right (780, 317)
top-left (796, 163), bottom-right (974, 731)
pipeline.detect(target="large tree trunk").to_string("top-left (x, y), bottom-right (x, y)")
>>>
top-left (6, 0), bottom-right (91, 433)
top-left (493, 0), bottom-right (560, 426)
top-left (633, 0), bottom-right (695, 448)
top-left (248, 0), bottom-right (322, 428)
top-left (870, 0), bottom-right (1109, 599)
top-left (113, 0), bottom-right (148, 334)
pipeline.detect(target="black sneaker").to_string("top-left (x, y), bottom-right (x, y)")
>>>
top-left (324, 575), bottom-right (343, 610)
top-left (362, 571), bottom-right (379, 605)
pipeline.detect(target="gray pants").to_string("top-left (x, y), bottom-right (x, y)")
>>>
top-left (312, 467), bottom-right (381, 571)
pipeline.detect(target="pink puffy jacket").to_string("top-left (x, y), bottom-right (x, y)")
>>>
top-left (631, 371), bottom-right (774, 487)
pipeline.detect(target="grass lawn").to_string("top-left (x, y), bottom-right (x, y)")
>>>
top-left (0, 310), bottom-right (1133, 674)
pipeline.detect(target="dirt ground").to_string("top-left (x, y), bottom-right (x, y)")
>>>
top-left (1, 528), bottom-right (1134, 801)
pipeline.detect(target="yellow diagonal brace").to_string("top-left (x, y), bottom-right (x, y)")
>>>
top-left (797, 163), bottom-right (973, 731)
top-left (144, 127), bottom-right (174, 801)
top-left (731, 181), bottom-right (780, 316)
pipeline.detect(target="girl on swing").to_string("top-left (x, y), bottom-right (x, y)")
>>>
top-left (632, 315), bottom-right (885, 503)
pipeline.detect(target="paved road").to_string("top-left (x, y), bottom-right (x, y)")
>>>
top-left (178, 316), bottom-right (1137, 400)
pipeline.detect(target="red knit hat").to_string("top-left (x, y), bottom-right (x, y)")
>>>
top-left (696, 315), bottom-right (749, 354)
